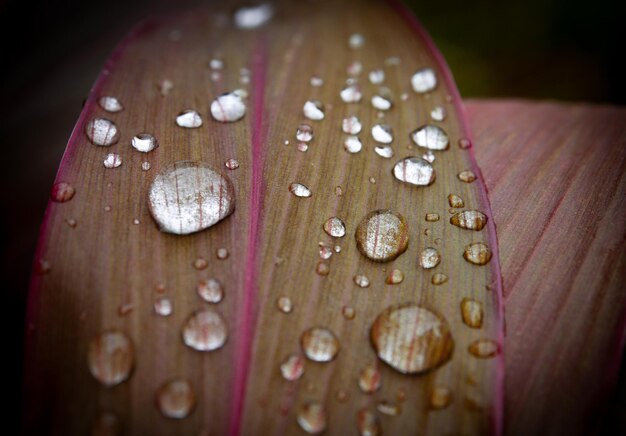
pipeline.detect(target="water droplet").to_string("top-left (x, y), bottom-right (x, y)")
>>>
top-left (225, 158), bottom-right (240, 170)
top-left (216, 247), bottom-right (229, 259)
top-left (65, 218), bottom-right (77, 228)
top-left (319, 245), bottom-right (333, 260)
top-left (142, 161), bottom-right (151, 171)
top-left (131, 133), bottom-right (158, 153)
top-left (51, 182), bottom-right (75, 202)
top-left (411, 67), bottom-right (437, 93)
top-left (210, 92), bottom-right (246, 123)
top-left (448, 194), bottom-right (464, 208)
top-left (276, 296), bottom-right (293, 313)
top-left (410, 125), bottom-right (449, 150)
top-left (297, 143), bottom-right (309, 152)
top-left (358, 365), bottom-right (381, 394)
top-left (386, 269), bottom-right (404, 284)
top-left (296, 123), bottom-right (314, 142)
top-left (374, 145), bottom-right (394, 158)
top-left (176, 110), bottom-right (203, 128)
top-left (156, 379), bottom-right (196, 419)
top-left (342, 306), bottom-right (355, 320)
top-left (148, 161), bottom-right (235, 235)
top-left (98, 96), bottom-right (123, 113)
top-left (310, 76), bottom-right (324, 87)
top-left (347, 61), bottom-right (363, 76)
top-left (197, 279), bottom-right (224, 304)
top-left (431, 273), bottom-right (448, 285)
top-left (234, 3), bottom-right (273, 29)
top-left (297, 402), bottom-right (327, 434)
top-left (419, 247), bottom-right (441, 269)
top-left (193, 257), bottom-right (208, 270)
top-left (340, 85), bottom-right (362, 103)
top-left (336, 389), bottom-right (349, 402)
top-left (451, 210), bottom-right (487, 231)
top-left (85, 118), bottom-right (120, 146)
top-left (422, 150), bottom-right (436, 163)
top-left (316, 261), bottom-right (330, 276)
top-left (369, 69), bottom-right (385, 85)
top-left (430, 106), bottom-right (446, 121)
top-left (344, 135), bottom-right (362, 153)
top-left (371, 124), bottom-right (393, 144)
top-left (392, 157), bottom-right (435, 186)
top-left (87, 331), bottom-right (134, 387)
top-left (289, 182), bottom-right (312, 198)
top-left (353, 274), bottom-right (370, 288)
top-left (357, 409), bottom-right (381, 436)
top-left (182, 309), bottom-right (227, 352)
top-left (322, 216), bottom-right (346, 238)
top-left (303, 100), bottom-right (325, 120)
top-left (371, 94), bottom-right (393, 111)
top-left (461, 298), bottom-right (483, 328)
top-left (385, 56), bottom-right (401, 66)
top-left (430, 386), bottom-right (453, 409)
top-left (355, 209), bottom-right (409, 262)
top-left (154, 296), bottom-right (173, 316)
top-left (300, 327), bottom-right (339, 362)
top-left (280, 354), bottom-right (304, 381)
top-left (209, 58), bottom-right (224, 70)
top-left (335, 185), bottom-right (343, 196)
top-left (468, 339), bottom-right (499, 358)
top-left (118, 303), bottom-right (134, 316)
top-left (349, 33), bottom-right (365, 49)
top-left (103, 153), bottom-right (122, 169)
top-left (463, 242), bottom-right (492, 265)
top-left (104, 205), bottom-right (112, 212)
top-left (377, 401), bottom-right (401, 416)
top-left (425, 213), bottom-right (440, 222)
top-left (334, 245), bottom-right (341, 253)
top-left (458, 138), bottom-right (472, 149)
top-left (158, 79), bottom-right (174, 96)
top-left (37, 259), bottom-right (51, 274)
top-left (370, 303), bottom-right (454, 374)
top-left (457, 169), bottom-right (477, 183)
top-left (342, 116), bottom-right (362, 134)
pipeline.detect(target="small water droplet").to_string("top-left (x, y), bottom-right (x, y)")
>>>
top-left (458, 138), bottom-right (472, 149)
top-left (349, 33), bottom-right (365, 49)
top-left (37, 259), bottom-right (51, 274)
top-left (370, 303), bottom-right (454, 374)
top-left (297, 402), bottom-right (327, 434)
top-left (369, 69), bottom-right (385, 85)
top-left (148, 161), bottom-right (235, 235)
top-left (461, 298), bottom-right (483, 328)
top-left (176, 110), bottom-right (203, 128)
top-left (182, 309), bottom-right (227, 351)
top-left (156, 379), bottom-right (196, 419)
top-left (197, 279), bottom-right (224, 304)
top-left (65, 218), bottom-right (77, 228)
top-left (400, 92), bottom-right (409, 101)
top-left (344, 135), bottom-right (362, 154)
top-left (353, 274), bottom-right (370, 288)
top-left (386, 269), bottom-right (404, 284)
top-left (131, 133), bottom-right (158, 153)
top-left (87, 331), bottom-right (134, 387)
top-left (448, 194), bottom-right (464, 208)
top-left (342, 306), bottom-right (356, 320)
top-left (336, 389), bottom-right (349, 402)
top-left (104, 205), bottom-right (112, 212)
top-left (225, 158), bottom-right (240, 170)
top-left (142, 161), bottom-right (151, 171)
top-left (276, 296), bottom-right (293, 313)
top-left (103, 153), bottom-right (122, 169)
top-left (334, 245), bottom-right (341, 253)
top-left (392, 157), bottom-right (435, 186)
top-left (303, 100), bottom-right (325, 120)
top-left (158, 78), bottom-right (174, 96)
top-left (118, 303), bottom-right (134, 316)
top-left (51, 182), bottom-right (75, 202)
top-left (377, 401), bottom-right (401, 416)
top-left (385, 56), bottom-right (401, 66)
top-left (419, 247), bottom-right (441, 269)
top-left (154, 296), bottom-right (173, 316)
top-left (193, 257), bottom-right (208, 270)
top-left (209, 58), bottom-right (224, 70)
top-left (234, 3), bottom-right (273, 29)
top-left (210, 92), bottom-right (246, 123)
top-left (355, 209), bottom-right (409, 262)
top-left (342, 116), bottom-right (362, 134)
top-left (431, 273), bottom-right (448, 285)
top-left (357, 409), bottom-right (381, 436)
top-left (358, 365), bottom-right (381, 394)
top-left (280, 354), bottom-right (304, 381)
top-left (468, 339), bottom-right (499, 358)
top-left (371, 124), bottom-right (393, 144)
top-left (422, 150), bottom-right (436, 163)
top-left (132, 218), bottom-right (141, 225)
top-left (86, 118), bottom-right (120, 146)
top-left (319, 244), bottom-right (333, 260)
top-left (340, 84), bottom-right (363, 103)
top-left (371, 94), bottom-right (393, 111)
top-left (347, 61), bottom-right (363, 76)
top-left (335, 186), bottom-right (343, 196)
top-left (98, 96), bottom-right (123, 113)
top-left (297, 143), bottom-right (309, 152)
top-left (323, 217), bottom-right (346, 238)
top-left (451, 210), bottom-right (487, 231)
top-left (411, 125), bottom-right (449, 150)
top-left (316, 261), bottom-right (330, 276)
top-left (463, 242), bottom-right (492, 265)
top-left (300, 327), bottom-right (339, 362)
top-left (457, 169), bottom-right (477, 183)
top-left (430, 386), bottom-right (453, 409)
top-left (430, 106), bottom-right (446, 121)
top-left (425, 213), bottom-right (440, 222)
top-left (289, 182), bottom-right (312, 198)
top-left (411, 67), bottom-right (437, 93)
top-left (296, 123), bottom-right (314, 142)
top-left (310, 76), bottom-right (324, 87)
top-left (216, 247), bottom-right (229, 259)
top-left (374, 145), bottom-right (394, 158)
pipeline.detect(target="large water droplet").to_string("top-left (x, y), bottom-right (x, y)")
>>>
top-left (342, 116), bottom-right (362, 134)
top-left (131, 133), bottom-right (158, 153)
top-left (197, 279), bottom-right (224, 304)
top-left (463, 242), bottom-right (492, 265)
top-left (51, 182), bottom-right (75, 202)
top-left (430, 386), bottom-right (453, 409)
top-left (468, 339), bottom-right (498, 358)
top-left (344, 135), bottom-right (362, 153)
top-left (340, 85), bottom-right (363, 103)
top-left (156, 379), bottom-right (196, 419)
top-left (234, 3), bottom-right (273, 29)
top-left (280, 354), bottom-right (305, 381)
top-left (85, 118), bottom-right (120, 146)
top-left (296, 123), bottom-right (314, 142)
top-left (419, 247), bottom-right (441, 269)
top-left (289, 182), bottom-right (312, 198)
top-left (211, 92), bottom-right (246, 122)
top-left (358, 365), bottom-right (381, 394)
top-left (297, 402), bottom-right (327, 434)
top-left (410, 125), bottom-right (449, 150)
top-left (461, 298), bottom-right (483, 328)
top-left (411, 67), bottom-right (437, 93)
top-left (323, 217), bottom-right (346, 238)
top-left (303, 100), bottom-right (325, 120)
top-left (392, 157), bottom-right (435, 186)
top-left (176, 110), bottom-right (203, 128)
top-left (103, 153), bottom-right (122, 169)
top-left (182, 309), bottom-right (227, 352)
top-left (300, 327), bottom-right (339, 362)
top-left (87, 331), bottom-right (134, 387)
top-left (371, 124), bottom-right (393, 144)
top-left (355, 209), bottom-right (409, 262)
top-left (357, 409), bottom-right (381, 436)
top-left (148, 161), bottom-right (235, 235)
top-left (370, 303), bottom-right (454, 374)
top-left (451, 210), bottom-right (487, 231)
top-left (98, 96), bottom-right (123, 113)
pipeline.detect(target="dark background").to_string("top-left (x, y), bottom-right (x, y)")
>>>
top-left (2, 0), bottom-right (623, 433)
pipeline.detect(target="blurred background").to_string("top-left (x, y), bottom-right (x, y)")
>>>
top-left (1, 0), bottom-right (622, 433)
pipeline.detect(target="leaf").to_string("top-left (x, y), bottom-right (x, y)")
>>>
top-left (23, 2), bottom-right (505, 435)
